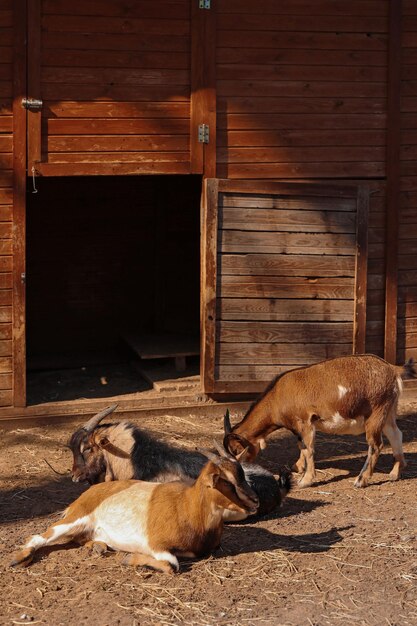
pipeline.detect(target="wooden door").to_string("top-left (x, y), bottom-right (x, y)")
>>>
top-left (26, 0), bottom-right (210, 177)
top-left (201, 179), bottom-right (369, 393)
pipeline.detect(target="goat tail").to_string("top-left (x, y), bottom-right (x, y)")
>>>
top-left (396, 357), bottom-right (417, 380)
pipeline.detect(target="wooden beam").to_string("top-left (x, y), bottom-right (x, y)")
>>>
top-left (35, 162), bottom-right (191, 177)
top-left (201, 178), bottom-right (219, 393)
top-left (203, 0), bottom-right (217, 178)
top-left (354, 186), bottom-right (369, 354)
top-left (27, 0), bottom-right (41, 169)
top-left (190, 0), bottom-right (217, 177)
top-left (190, 0), bottom-right (205, 173)
top-left (384, 0), bottom-right (402, 363)
top-left (12, 0), bottom-right (27, 407)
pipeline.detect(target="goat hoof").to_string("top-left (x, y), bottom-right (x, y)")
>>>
top-left (10, 550), bottom-right (34, 568)
top-left (297, 476), bottom-right (313, 488)
top-left (354, 477), bottom-right (368, 488)
top-left (92, 541), bottom-right (107, 555)
top-left (389, 471), bottom-right (400, 482)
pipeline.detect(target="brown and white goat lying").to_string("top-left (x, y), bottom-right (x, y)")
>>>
top-left (68, 405), bottom-right (291, 519)
top-left (11, 447), bottom-right (259, 573)
top-left (224, 354), bottom-right (416, 489)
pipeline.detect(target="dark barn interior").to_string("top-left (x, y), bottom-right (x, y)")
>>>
top-left (26, 175), bottom-right (201, 404)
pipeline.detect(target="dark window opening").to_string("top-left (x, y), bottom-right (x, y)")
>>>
top-left (26, 175), bottom-right (201, 404)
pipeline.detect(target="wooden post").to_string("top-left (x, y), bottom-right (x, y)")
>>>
top-left (354, 186), bottom-right (369, 355)
top-left (201, 178), bottom-right (218, 393)
top-left (384, 0), bottom-right (402, 364)
top-left (27, 0), bottom-right (42, 170)
top-left (12, 0), bottom-right (27, 407)
top-left (190, 0), bottom-right (216, 177)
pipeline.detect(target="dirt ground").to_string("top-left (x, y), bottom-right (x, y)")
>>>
top-left (1, 402), bottom-right (417, 626)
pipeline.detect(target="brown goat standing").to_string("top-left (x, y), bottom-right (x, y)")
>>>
top-left (224, 354), bottom-right (416, 488)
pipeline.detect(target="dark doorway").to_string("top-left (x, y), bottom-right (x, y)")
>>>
top-left (26, 175), bottom-right (201, 404)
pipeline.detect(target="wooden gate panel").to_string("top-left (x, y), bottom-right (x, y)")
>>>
top-left (202, 180), bottom-right (369, 393)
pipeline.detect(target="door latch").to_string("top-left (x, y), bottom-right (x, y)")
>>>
top-left (22, 98), bottom-right (43, 111)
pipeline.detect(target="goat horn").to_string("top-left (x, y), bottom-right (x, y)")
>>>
top-left (196, 447), bottom-right (219, 464)
top-left (223, 409), bottom-right (232, 434)
top-left (212, 439), bottom-right (232, 460)
top-left (82, 403), bottom-right (119, 432)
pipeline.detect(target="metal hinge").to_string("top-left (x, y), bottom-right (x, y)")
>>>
top-left (199, 0), bottom-right (210, 8)
top-left (22, 98), bottom-right (43, 111)
top-left (198, 124), bottom-right (209, 144)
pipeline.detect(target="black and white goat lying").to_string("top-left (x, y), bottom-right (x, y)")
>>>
top-left (68, 405), bottom-right (291, 520)
top-left (11, 446), bottom-right (259, 573)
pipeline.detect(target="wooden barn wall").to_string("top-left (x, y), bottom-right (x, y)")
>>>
top-left (398, 1), bottom-right (417, 365)
top-left (216, 0), bottom-right (388, 180)
top-left (34, 0), bottom-right (191, 174)
top-left (0, 0), bottom-right (13, 407)
top-left (215, 0), bottom-right (389, 359)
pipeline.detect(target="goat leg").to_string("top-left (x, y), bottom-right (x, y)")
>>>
top-left (297, 426), bottom-right (316, 488)
top-left (122, 552), bottom-right (178, 574)
top-left (292, 436), bottom-right (307, 474)
top-left (383, 416), bottom-right (406, 481)
top-left (354, 417), bottom-right (384, 488)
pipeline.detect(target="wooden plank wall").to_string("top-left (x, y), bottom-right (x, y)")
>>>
top-left (38, 0), bottom-right (191, 173)
top-left (216, 0), bottom-right (390, 360)
top-left (216, 0), bottom-right (388, 180)
top-left (398, 0), bottom-right (417, 365)
top-left (0, 0), bottom-right (13, 406)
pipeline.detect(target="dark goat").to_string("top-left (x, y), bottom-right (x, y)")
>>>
top-left (68, 405), bottom-right (291, 519)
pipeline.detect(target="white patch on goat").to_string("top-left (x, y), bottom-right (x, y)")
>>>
top-left (338, 385), bottom-right (348, 399)
top-left (259, 437), bottom-right (267, 450)
top-left (27, 516), bottom-right (90, 549)
top-left (318, 412), bottom-right (365, 436)
top-left (27, 534), bottom-right (48, 549)
top-left (152, 551), bottom-right (179, 571)
top-left (92, 483), bottom-right (154, 554)
top-left (396, 375), bottom-right (403, 394)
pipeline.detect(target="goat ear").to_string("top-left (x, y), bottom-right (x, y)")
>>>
top-left (98, 436), bottom-right (111, 449)
top-left (206, 470), bottom-right (220, 488)
top-left (223, 409), bottom-right (232, 434)
top-left (98, 438), bottom-right (131, 459)
top-left (223, 433), bottom-right (254, 460)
